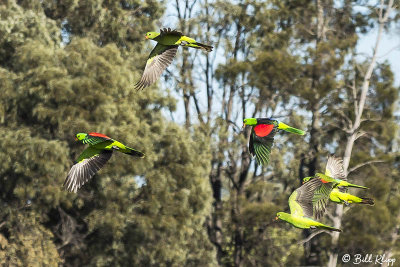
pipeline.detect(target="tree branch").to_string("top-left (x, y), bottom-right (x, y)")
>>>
top-left (325, 211), bottom-right (335, 221)
top-left (336, 109), bottom-right (353, 129)
top-left (348, 160), bottom-right (385, 174)
top-left (328, 2), bottom-right (394, 266)
top-left (297, 229), bottom-right (331, 245)
top-left (355, 130), bottom-right (368, 140)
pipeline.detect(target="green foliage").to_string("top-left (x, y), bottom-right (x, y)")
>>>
top-left (0, 0), bottom-right (399, 266)
top-left (0, 0), bottom-right (215, 265)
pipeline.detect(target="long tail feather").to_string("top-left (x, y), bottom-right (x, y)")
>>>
top-left (278, 122), bottom-right (305, 135)
top-left (347, 183), bottom-right (369, 189)
top-left (319, 224), bottom-right (342, 232)
top-left (187, 42), bottom-right (213, 52)
top-left (123, 147), bottom-right (145, 158)
top-left (361, 197), bottom-right (374, 205)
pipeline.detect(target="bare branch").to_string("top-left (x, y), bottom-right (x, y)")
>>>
top-left (338, 108), bottom-right (353, 127)
top-left (348, 160), bottom-right (385, 174)
top-left (350, 78), bottom-right (359, 117)
top-left (0, 221), bottom-right (5, 229)
top-left (297, 230), bottom-right (331, 245)
top-left (355, 130), bottom-right (368, 140)
top-left (353, 0), bottom-right (394, 132)
top-left (191, 92), bottom-right (205, 125)
top-left (379, 0), bottom-right (394, 23)
top-left (378, 44), bottom-right (400, 58)
top-left (325, 211), bottom-right (335, 221)
top-left (329, 1), bottom-right (394, 266)
top-left (328, 122), bottom-right (351, 134)
top-left (360, 116), bottom-right (382, 124)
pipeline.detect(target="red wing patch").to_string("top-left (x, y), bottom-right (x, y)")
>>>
top-left (254, 124), bottom-right (274, 137)
top-left (88, 132), bottom-right (111, 139)
top-left (321, 179), bottom-right (329, 183)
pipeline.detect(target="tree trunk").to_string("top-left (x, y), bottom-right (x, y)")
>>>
top-left (327, 1), bottom-right (394, 266)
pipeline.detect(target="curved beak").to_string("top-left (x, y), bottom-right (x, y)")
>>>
top-left (145, 35), bottom-right (148, 39)
top-left (275, 216), bottom-right (279, 220)
top-left (75, 137), bottom-right (78, 141)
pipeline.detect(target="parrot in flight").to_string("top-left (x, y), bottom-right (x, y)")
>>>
top-left (243, 118), bottom-right (305, 166)
top-left (276, 177), bottom-right (341, 232)
top-left (303, 155), bottom-right (373, 205)
top-left (303, 156), bottom-right (369, 189)
top-left (135, 28), bottom-right (213, 90)
top-left (329, 188), bottom-right (374, 206)
top-left (63, 133), bottom-right (144, 193)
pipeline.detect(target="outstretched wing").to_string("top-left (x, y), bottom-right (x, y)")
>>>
top-left (134, 43), bottom-right (178, 90)
top-left (82, 132), bottom-right (113, 146)
top-left (311, 180), bottom-right (336, 219)
top-left (249, 124), bottom-right (277, 166)
top-left (291, 178), bottom-right (334, 219)
top-left (325, 155), bottom-right (346, 180)
top-left (63, 147), bottom-right (112, 193)
top-left (159, 28), bottom-right (183, 37)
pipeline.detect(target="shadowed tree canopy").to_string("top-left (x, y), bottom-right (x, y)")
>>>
top-left (0, 0), bottom-right (216, 265)
top-left (0, 0), bottom-right (399, 266)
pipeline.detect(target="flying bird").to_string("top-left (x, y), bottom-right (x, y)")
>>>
top-left (303, 155), bottom-right (372, 206)
top-left (303, 174), bottom-right (369, 189)
top-left (303, 156), bottom-right (369, 189)
top-left (134, 28), bottom-right (213, 90)
top-left (64, 133), bottom-right (145, 193)
top-left (276, 177), bottom-right (341, 232)
top-left (329, 188), bottom-right (374, 206)
top-left (243, 118), bottom-right (305, 166)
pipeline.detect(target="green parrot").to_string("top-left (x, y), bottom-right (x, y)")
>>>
top-left (302, 155), bottom-right (371, 205)
top-left (243, 118), bottom-right (305, 166)
top-left (276, 177), bottom-right (341, 232)
top-left (303, 174), bottom-right (369, 189)
top-left (135, 28), bottom-right (213, 90)
top-left (329, 188), bottom-right (374, 206)
top-left (63, 132), bottom-right (145, 193)
top-left (303, 155), bottom-right (368, 189)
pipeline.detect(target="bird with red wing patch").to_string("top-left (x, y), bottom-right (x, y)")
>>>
top-left (253, 124), bottom-right (275, 137)
top-left (243, 117), bottom-right (305, 166)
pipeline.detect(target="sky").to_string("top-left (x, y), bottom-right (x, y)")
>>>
top-left (357, 26), bottom-right (400, 87)
top-left (160, 2), bottom-right (400, 123)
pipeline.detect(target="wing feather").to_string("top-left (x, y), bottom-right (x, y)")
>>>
top-left (294, 178), bottom-right (335, 219)
top-left (63, 147), bottom-right (112, 193)
top-left (82, 133), bottom-right (112, 146)
top-left (250, 129), bottom-right (276, 166)
top-left (159, 28), bottom-right (183, 37)
top-left (325, 155), bottom-right (346, 180)
top-left (135, 44), bottom-right (178, 90)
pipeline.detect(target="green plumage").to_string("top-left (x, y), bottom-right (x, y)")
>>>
top-left (135, 28), bottom-right (213, 90)
top-left (277, 212), bottom-right (341, 232)
top-left (315, 173), bottom-right (369, 189)
top-left (244, 118), bottom-right (305, 166)
top-left (302, 156), bottom-right (373, 209)
top-left (277, 122), bottom-right (305, 135)
top-left (330, 188), bottom-right (374, 205)
top-left (276, 177), bottom-right (341, 232)
top-left (64, 133), bottom-right (144, 193)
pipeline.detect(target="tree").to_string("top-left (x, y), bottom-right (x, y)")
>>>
top-left (326, 1), bottom-right (396, 265)
top-left (165, 0), bottom-right (399, 266)
top-left (0, 0), bottom-right (215, 265)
